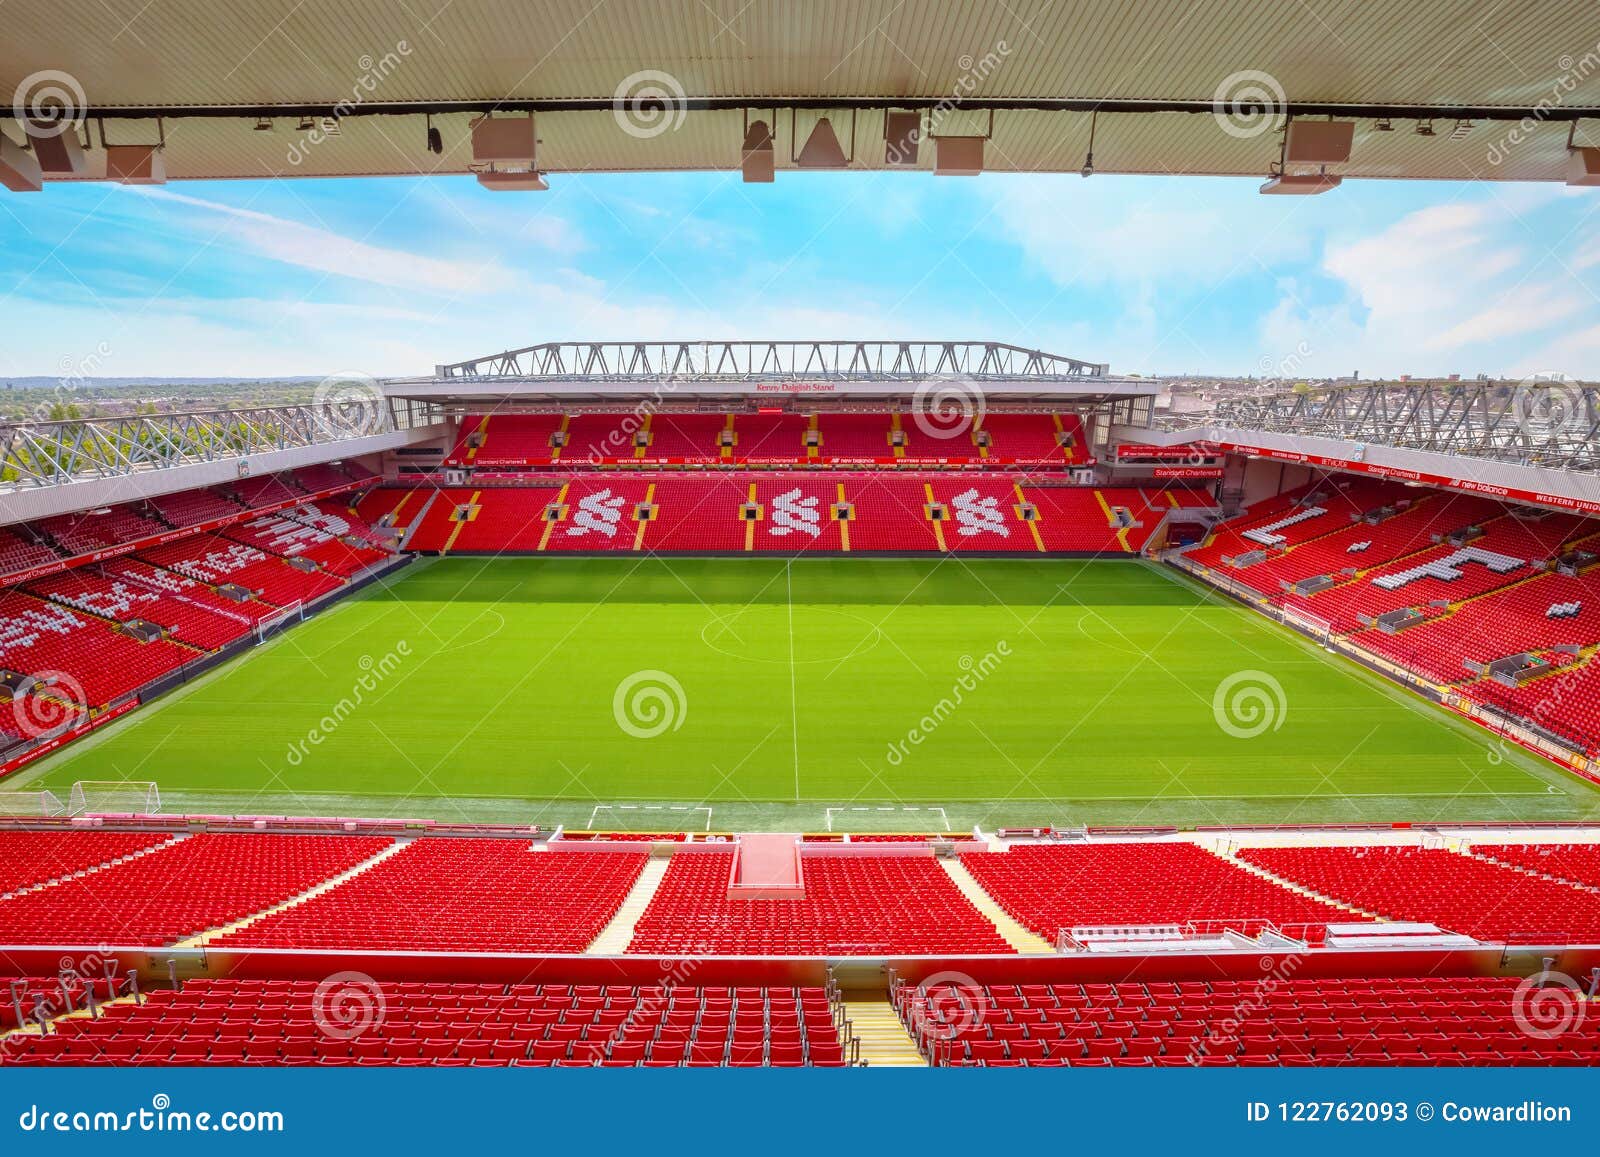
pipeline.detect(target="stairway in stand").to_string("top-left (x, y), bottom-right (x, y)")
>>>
top-left (842, 993), bottom-right (927, 1067)
top-left (939, 858), bottom-right (1055, 953)
top-left (587, 855), bottom-right (671, 954)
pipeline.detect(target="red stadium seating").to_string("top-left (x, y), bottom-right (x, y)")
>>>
top-left (0, 830), bottom-right (171, 896)
top-left (1475, 842), bottom-right (1600, 889)
top-left (1238, 844), bottom-right (1600, 943)
top-left (0, 980), bottom-right (850, 1067)
top-left (136, 534), bottom-right (345, 607)
top-left (223, 507), bottom-right (392, 576)
top-left (961, 842), bottom-right (1364, 944)
top-left (24, 569), bottom-right (249, 652)
top-left (903, 976), bottom-right (1600, 1066)
top-left (627, 850), bottom-right (1014, 955)
top-left (222, 842), bottom-right (647, 953)
top-left (0, 589), bottom-right (195, 706)
top-left (37, 506), bottom-right (168, 555)
top-left (0, 525), bottom-right (60, 577)
top-left (147, 488), bottom-right (244, 528)
top-left (0, 833), bottom-right (391, 946)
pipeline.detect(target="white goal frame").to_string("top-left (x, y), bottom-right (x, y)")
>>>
top-left (67, 780), bottom-right (161, 816)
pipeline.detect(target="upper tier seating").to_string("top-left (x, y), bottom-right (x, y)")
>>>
top-left (0, 833), bottom-right (391, 946)
top-left (460, 413), bottom-right (564, 466)
top-left (136, 534), bottom-right (344, 607)
top-left (733, 413), bottom-right (811, 461)
top-left (644, 413), bottom-right (730, 459)
top-left (292, 464), bottom-right (356, 492)
top-left (626, 850), bottom-right (1014, 955)
top-left (147, 488), bottom-right (244, 528)
top-left (221, 841), bottom-right (647, 953)
top-left (0, 525), bottom-right (61, 576)
top-left (0, 589), bottom-right (194, 706)
top-left (37, 506), bottom-right (168, 555)
top-left (0, 980), bottom-right (850, 1067)
top-left (0, 830), bottom-right (170, 896)
top-left (1238, 844), bottom-right (1600, 942)
top-left (231, 474), bottom-right (306, 508)
top-left (223, 508), bottom-right (391, 577)
top-left (903, 976), bottom-right (1600, 1066)
top-left (961, 842), bottom-right (1363, 944)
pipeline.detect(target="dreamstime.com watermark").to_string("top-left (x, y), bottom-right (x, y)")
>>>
top-left (312, 371), bottom-right (389, 440)
top-left (885, 43), bottom-right (1013, 167)
top-left (284, 642), bottom-right (412, 766)
top-left (613, 669), bottom-right (688, 739)
top-left (1487, 42), bottom-right (1600, 166)
top-left (1511, 969), bottom-right (1590, 1040)
top-left (1190, 951), bottom-right (1305, 1063)
top-left (584, 376), bottom-right (683, 462)
top-left (311, 971), bottom-right (387, 1041)
top-left (16, 1095), bottom-right (284, 1134)
top-left (7, 668), bottom-right (85, 742)
top-left (906, 971), bottom-right (988, 1046)
top-left (1510, 373), bottom-right (1588, 443)
top-left (286, 43), bottom-right (413, 165)
top-left (910, 375), bottom-right (986, 441)
top-left (1211, 69), bottom-right (1286, 139)
top-left (612, 70), bottom-right (688, 139)
top-left (1212, 669), bottom-right (1288, 739)
top-left (885, 642), bottom-right (1011, 766)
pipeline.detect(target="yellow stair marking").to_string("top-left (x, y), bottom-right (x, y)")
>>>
top-left (634, 411), bottom-right (652, 459)
top-left (1013, 482), bottom-right (1045, 552)
top-left (843, 995), bottom-right (927, 1067)
top-left (175, 841), bottom-right (411, 948)
top-left (633, 483), bottom-right (656, 551)
top-left (744, 481), bottom-right (759, 552)
top-left (538, 481), bottom-right (570, 552)
top-left (1051, 412), bottom-right (1073, 463)
top-left (550, 414), bottom-right (570, 461)
top-left (938, 859), bottom-right (1056, 953)
top-left (890, 412), bottom-right (905, 458)
top-left (1167, 490), bottom-right (1181, 508)
top-left (439, 490), bottom-right (480, 554)
top-left (924, 482), bottom-right (947, 551)
top-left (587, 854), bottom-right (673, 954)
top-left (722, 412), bottom-right (737, 461)
top-left (836, 482), bottom-right (850, 551)
top-left (1092, 488), bottom-right (1115, 523)
top-left (465, 413), bottom-right (491, 463)
top-left (807, 414), bottom-right (820, 460)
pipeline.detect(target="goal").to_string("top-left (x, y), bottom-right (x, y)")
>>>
top-left (67, 780), bottom-right (161, 816)
top-left (1281, 605), bottom-right (1334, 648)
top-left (0, 790), bottom-right (66, 817)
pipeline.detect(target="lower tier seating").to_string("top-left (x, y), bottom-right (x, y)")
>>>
top-left (903, 976), bottom-right (1600, 1066)
top-left (1238, 845), bottom-right (1600, 943)
top-left (0, 980), bottom-right (850, 1066)
top-left (221, 842), bottom-right (647, 953)
top-left (627, 850), bottom-right (1014, 955)
top-left (0, 589), bottom-right (196, 707)
top-left (136, 534), bottom-right (345, 607)
top-left (960, 842), bottom-right (1364, 944)
top-left (0, 833), bottom-right (391, 946)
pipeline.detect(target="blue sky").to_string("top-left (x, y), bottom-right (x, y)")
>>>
top-left (2, 170), bottom-right (1599, 381)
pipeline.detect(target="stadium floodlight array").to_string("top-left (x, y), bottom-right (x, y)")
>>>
top-left (67, 780), bottom-right (161, 817)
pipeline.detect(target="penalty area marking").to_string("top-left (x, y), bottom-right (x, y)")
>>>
top-left (588, 804), bottom-right (714, 832)
top-left (824, 806), bottom-right (950, 832)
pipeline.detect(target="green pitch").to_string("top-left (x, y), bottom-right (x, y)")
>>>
top-left (23, 557), bottom-right (1599, 830)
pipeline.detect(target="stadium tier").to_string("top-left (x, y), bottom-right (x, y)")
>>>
top-left (377, 473), bottom-right (1171, 556)
top-left (443, 410), bottom-right (1091, 467)
top-left (900, 977), bottom-right (1600, 1067)
top-left (1178, 483), bottom-right (1600, 758)
top-left (0, 830), bottom-right (170, 895)
top-left (960, 842), bottom-right (1364, 945)
top-left (0, 981), bottom-right (851, 1067)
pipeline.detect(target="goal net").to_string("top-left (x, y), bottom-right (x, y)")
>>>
top-left (0, 790), bottom-right (66, 817)
top-left (256, 602), bottom-right (303, 642)
top-left (1281, 605), bottom-right (1334, 647)
top-left (67, 780), bottom-right (161, 816)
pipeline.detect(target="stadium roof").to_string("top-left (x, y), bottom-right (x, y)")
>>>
top-left (7, 0), bottom-right (1600, 185)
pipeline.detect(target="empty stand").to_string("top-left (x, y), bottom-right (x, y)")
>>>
top-left (1238, 844), bottom-right (1600, 943)
top-left (222, 841), bottom-right (646, 953)
top-left (627, 849), bottom-right (1013, 955)
top-left (0, 830), bottom-right (170, 896)
top-left (961, 842), bottom-right (1363, 944)
top-left (0, 980), bottom-right (850, 1067)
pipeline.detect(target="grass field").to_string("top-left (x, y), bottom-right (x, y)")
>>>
top-left (21, 557), bottom-right (1600, 830)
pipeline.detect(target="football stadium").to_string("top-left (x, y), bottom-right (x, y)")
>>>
top-left (3, 2), bottom-right (1600, 1142)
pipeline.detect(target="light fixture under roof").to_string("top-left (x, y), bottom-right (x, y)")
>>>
top-left (1259, 172), bottom-right (1342, 195)
top-left (253, 116), bottom-right (273, 132)
top-left (741, 118), bottom-right (774, 182)
top-left (1415, 119), bottom-right (1435, 137)
top-left (795, 116), bottom-right (848, 169)
top-left (476, 169), bottom-right (549, 191)
top-left (0, 131), bottom-right (43, 191)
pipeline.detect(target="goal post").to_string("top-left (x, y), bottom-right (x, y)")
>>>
top-left (0, 790), bottom-right (66, 818)
top-left (1281, 605), bottom-right (1334, 647)
top-left (67, 781), bottom-right (161, 817)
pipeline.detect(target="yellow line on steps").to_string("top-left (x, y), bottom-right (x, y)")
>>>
top-left (635, 412), bottom-right (652, 458)
top-left (1051, 412), bottom-right (1073, 464)
top-left (842, 995), bottom-right (927, 1066)
top-left (938, 859), bottom-right (1055, 953)
top-left (439, 490), bottom-right (479, 554)
top-left (633, 483), bottom-right (656, 551)
top-left (972, 416), bottom-right (987, 459)
top-left (465, 414), bottom-right (490, 463)
top-left (744, 481), bottom-right (759, 552)
top-left (722, 412), bottom-right (736, 460)
top-left (890, 412), bottom-right (905, 458)
top-left (1215, 845), bottom-right (1384, 921)
top-left (836, 482), bottom-right (850, 551)
top-left (551, 414), bottom-right (570, 461)
top-left (176, 840), bottom-right (413, 948)
top-left (924, 482), bottom-right (947, 551)
top-left (1092, 488), bottom-right (1115, 523)
top-left (587, 854), bottom-right (673, 954)
top-left (538, 482), bottom-right (570, 552)
top-left (1014, 482), bottom-right (1045, 553)
top-left (807, 414), bottom-right (819, 460)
